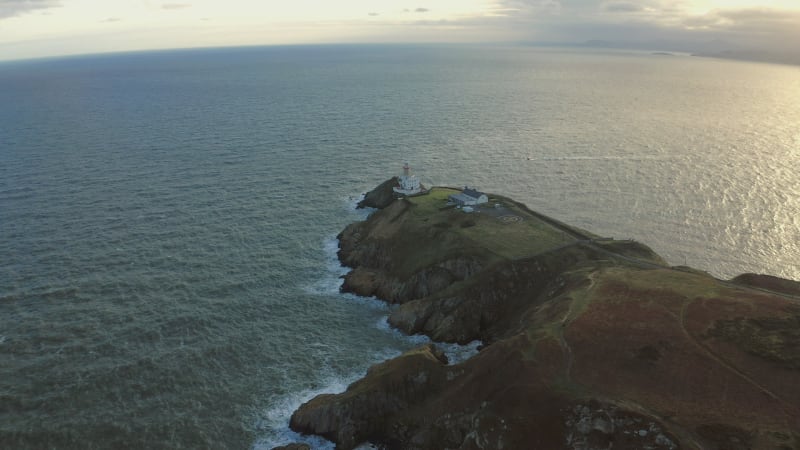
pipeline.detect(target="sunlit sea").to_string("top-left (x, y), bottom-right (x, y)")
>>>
top-left (1, 45), bottom-right (798, 449)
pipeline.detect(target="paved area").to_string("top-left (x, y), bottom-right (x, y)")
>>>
top-left (498, 215), bottom-right (523, 224)
top-left (472, 203), bottom-right (523, 224)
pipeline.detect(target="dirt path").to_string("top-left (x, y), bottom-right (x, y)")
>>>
top-left (677, 299), bottom-right (799, 416)
top-left (556, 272), bottom-right (598, 382)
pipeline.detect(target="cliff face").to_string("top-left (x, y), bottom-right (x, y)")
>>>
top-left (338, 199), bottom-right (491, 304)
top-left (356, 177), bottom-right (399, 210)
top-left (289, 183), bottom-right (800, 450)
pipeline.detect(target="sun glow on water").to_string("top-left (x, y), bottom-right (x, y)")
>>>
top-left (0, 47), bottom-right (798, 449)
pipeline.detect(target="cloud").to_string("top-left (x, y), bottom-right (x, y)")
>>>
top-left (603, 2), bottom-right (642, 13)
top-left (686, 8), bottom-right (800, 48)
top-left (474, 0), bottom-right (800, 63)
top-left (100, 17), bottom-right (122, 23)
top-left (368, 12), bottom-right (379, 17)
top-left (705, 7), bottom-right (800, 30)
top-left (162, 3), bottom-right (191, 10)
top-left (505, 2), bottom-right (795, 43)
top-left (403, 7), bottom-right (430, 13)
top-left (0, 0), bottom-right (61, 19)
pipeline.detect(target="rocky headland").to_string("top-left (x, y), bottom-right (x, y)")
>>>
top-left (287, 183), bottom-right (800, 450)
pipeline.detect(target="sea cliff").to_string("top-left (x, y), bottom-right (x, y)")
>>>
top-left (287, 184), bottom-right (800, 450)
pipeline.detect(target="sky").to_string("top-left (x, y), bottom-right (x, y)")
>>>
top-left (1, 0), bottom-right (800, 63)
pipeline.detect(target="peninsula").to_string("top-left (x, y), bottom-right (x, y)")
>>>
top-left (287, 183), bottom-right (800, 450)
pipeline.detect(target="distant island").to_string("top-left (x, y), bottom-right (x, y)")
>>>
top-left (692, 50), bottom-right (800, 67)
top-left (283, 181), bottom-right (800, 450)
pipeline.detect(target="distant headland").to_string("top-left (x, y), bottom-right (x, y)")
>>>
top-left (282, 179), bottom-right (800, 450)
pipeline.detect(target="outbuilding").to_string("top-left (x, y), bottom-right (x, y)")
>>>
top-left (449, 187), bottom-right (488, 206)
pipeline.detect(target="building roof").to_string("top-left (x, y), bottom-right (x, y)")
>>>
top-left (449, 193), bottom-right (474, 204)
top-left (448, 187), bottom-right (487, 205)
top-left (463, 188), bottom-right (485, 199)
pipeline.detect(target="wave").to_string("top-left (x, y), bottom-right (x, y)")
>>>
top-left (251, 348), bottom-right (401, 450)
top-left (302, 192), bottom-right (375, 296)
top-left (374, 316), bottom-right (482, 365)
top-left (314, 198), bottom-right (484, 364)
top-left (251, 378), bottom-right (345, 450)
top-left (302, 235), bottom-right (349, 296)
top-left (270, 202), bottom-right (482, 448)
top-left (344, 192), bottom-right (374, 221)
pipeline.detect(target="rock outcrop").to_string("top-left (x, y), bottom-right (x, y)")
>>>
top-left (290, 345), bottom-right (449, 449)
top-left (338, 199), bottom-right (490, 304)
top-left (290, 182), bottom-right (800, 450)
top-left (357, 177), bottom-right (399, 210)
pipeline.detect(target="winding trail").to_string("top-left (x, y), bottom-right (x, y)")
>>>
top-left (676, 298), bottom-right (799, 417)
top-left (489, 199), bottom-right (800, 419)
top-left (556, 272), bottom-right (599, 382)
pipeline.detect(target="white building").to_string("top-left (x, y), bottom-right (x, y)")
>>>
top-left (393, 162), bottom-right (422, 196)
top-left (449, 187), bottom-right (488, 206)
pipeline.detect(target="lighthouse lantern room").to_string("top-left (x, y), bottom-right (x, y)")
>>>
top-left (393, 162), bottom-right (422, 196)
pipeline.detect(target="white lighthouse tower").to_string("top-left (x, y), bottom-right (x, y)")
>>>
top-left (393, 162), bottom-right (423, 196)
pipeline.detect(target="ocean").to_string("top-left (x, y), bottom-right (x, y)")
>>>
top-left (0, 44), bottom-right (798, 449)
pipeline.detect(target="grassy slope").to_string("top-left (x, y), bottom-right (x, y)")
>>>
top-left (408, 188), bottom-right (800, 445)
top-left (304, 185), bottom-right (800, 450)
top-left (528, 266), bottom-right (800, 448)
top-left (406, 187), bottom-right (578, 260)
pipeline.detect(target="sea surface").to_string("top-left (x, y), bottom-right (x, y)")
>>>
top-left (0, 44), bottom-right (798, 449)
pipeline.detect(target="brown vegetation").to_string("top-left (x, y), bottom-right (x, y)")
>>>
top-left (288, 182), bottom-right (800, 450)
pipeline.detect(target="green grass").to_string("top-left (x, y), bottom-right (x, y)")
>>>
top-left (407, 188), bottom-right (577, 260)
top-left (607, 266), bottom-right (722, 298)
top-left (459, 214), bottom-right (572, 259)
top-left (406, 187), bottom-right (460, 216)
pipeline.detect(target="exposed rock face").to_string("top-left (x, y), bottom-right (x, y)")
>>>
top-left (564, 402), bottom-right (678, 450)
top-left (357, 177), bottom-right (399, 210)
top-left (388, 247), bottom-right (598, 344)
top-left (291, 338), bottom-right (575, 450)
top-left (290, 185), bottom-right (800, 450)
top-left (290, 345), bottom-right (449, 449)
top-left (338, 199), bottom-right (489, 304)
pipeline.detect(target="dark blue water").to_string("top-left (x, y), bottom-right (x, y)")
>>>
top-left (1, 45), bottom-right (798, 449)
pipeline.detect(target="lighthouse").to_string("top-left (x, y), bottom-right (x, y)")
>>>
top-left (393, 162), bottom-right (423, 196)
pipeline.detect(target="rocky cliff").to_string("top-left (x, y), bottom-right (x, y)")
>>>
top-left (357, 177), bottom-right (399, 210)
top-left (288, 183), bottom-right (800, 450)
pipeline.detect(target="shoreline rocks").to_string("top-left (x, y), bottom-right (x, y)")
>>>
top-left (288, 181), bottom-right (800, 449)
top-left (357, 177), bottom-right (399, 210)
